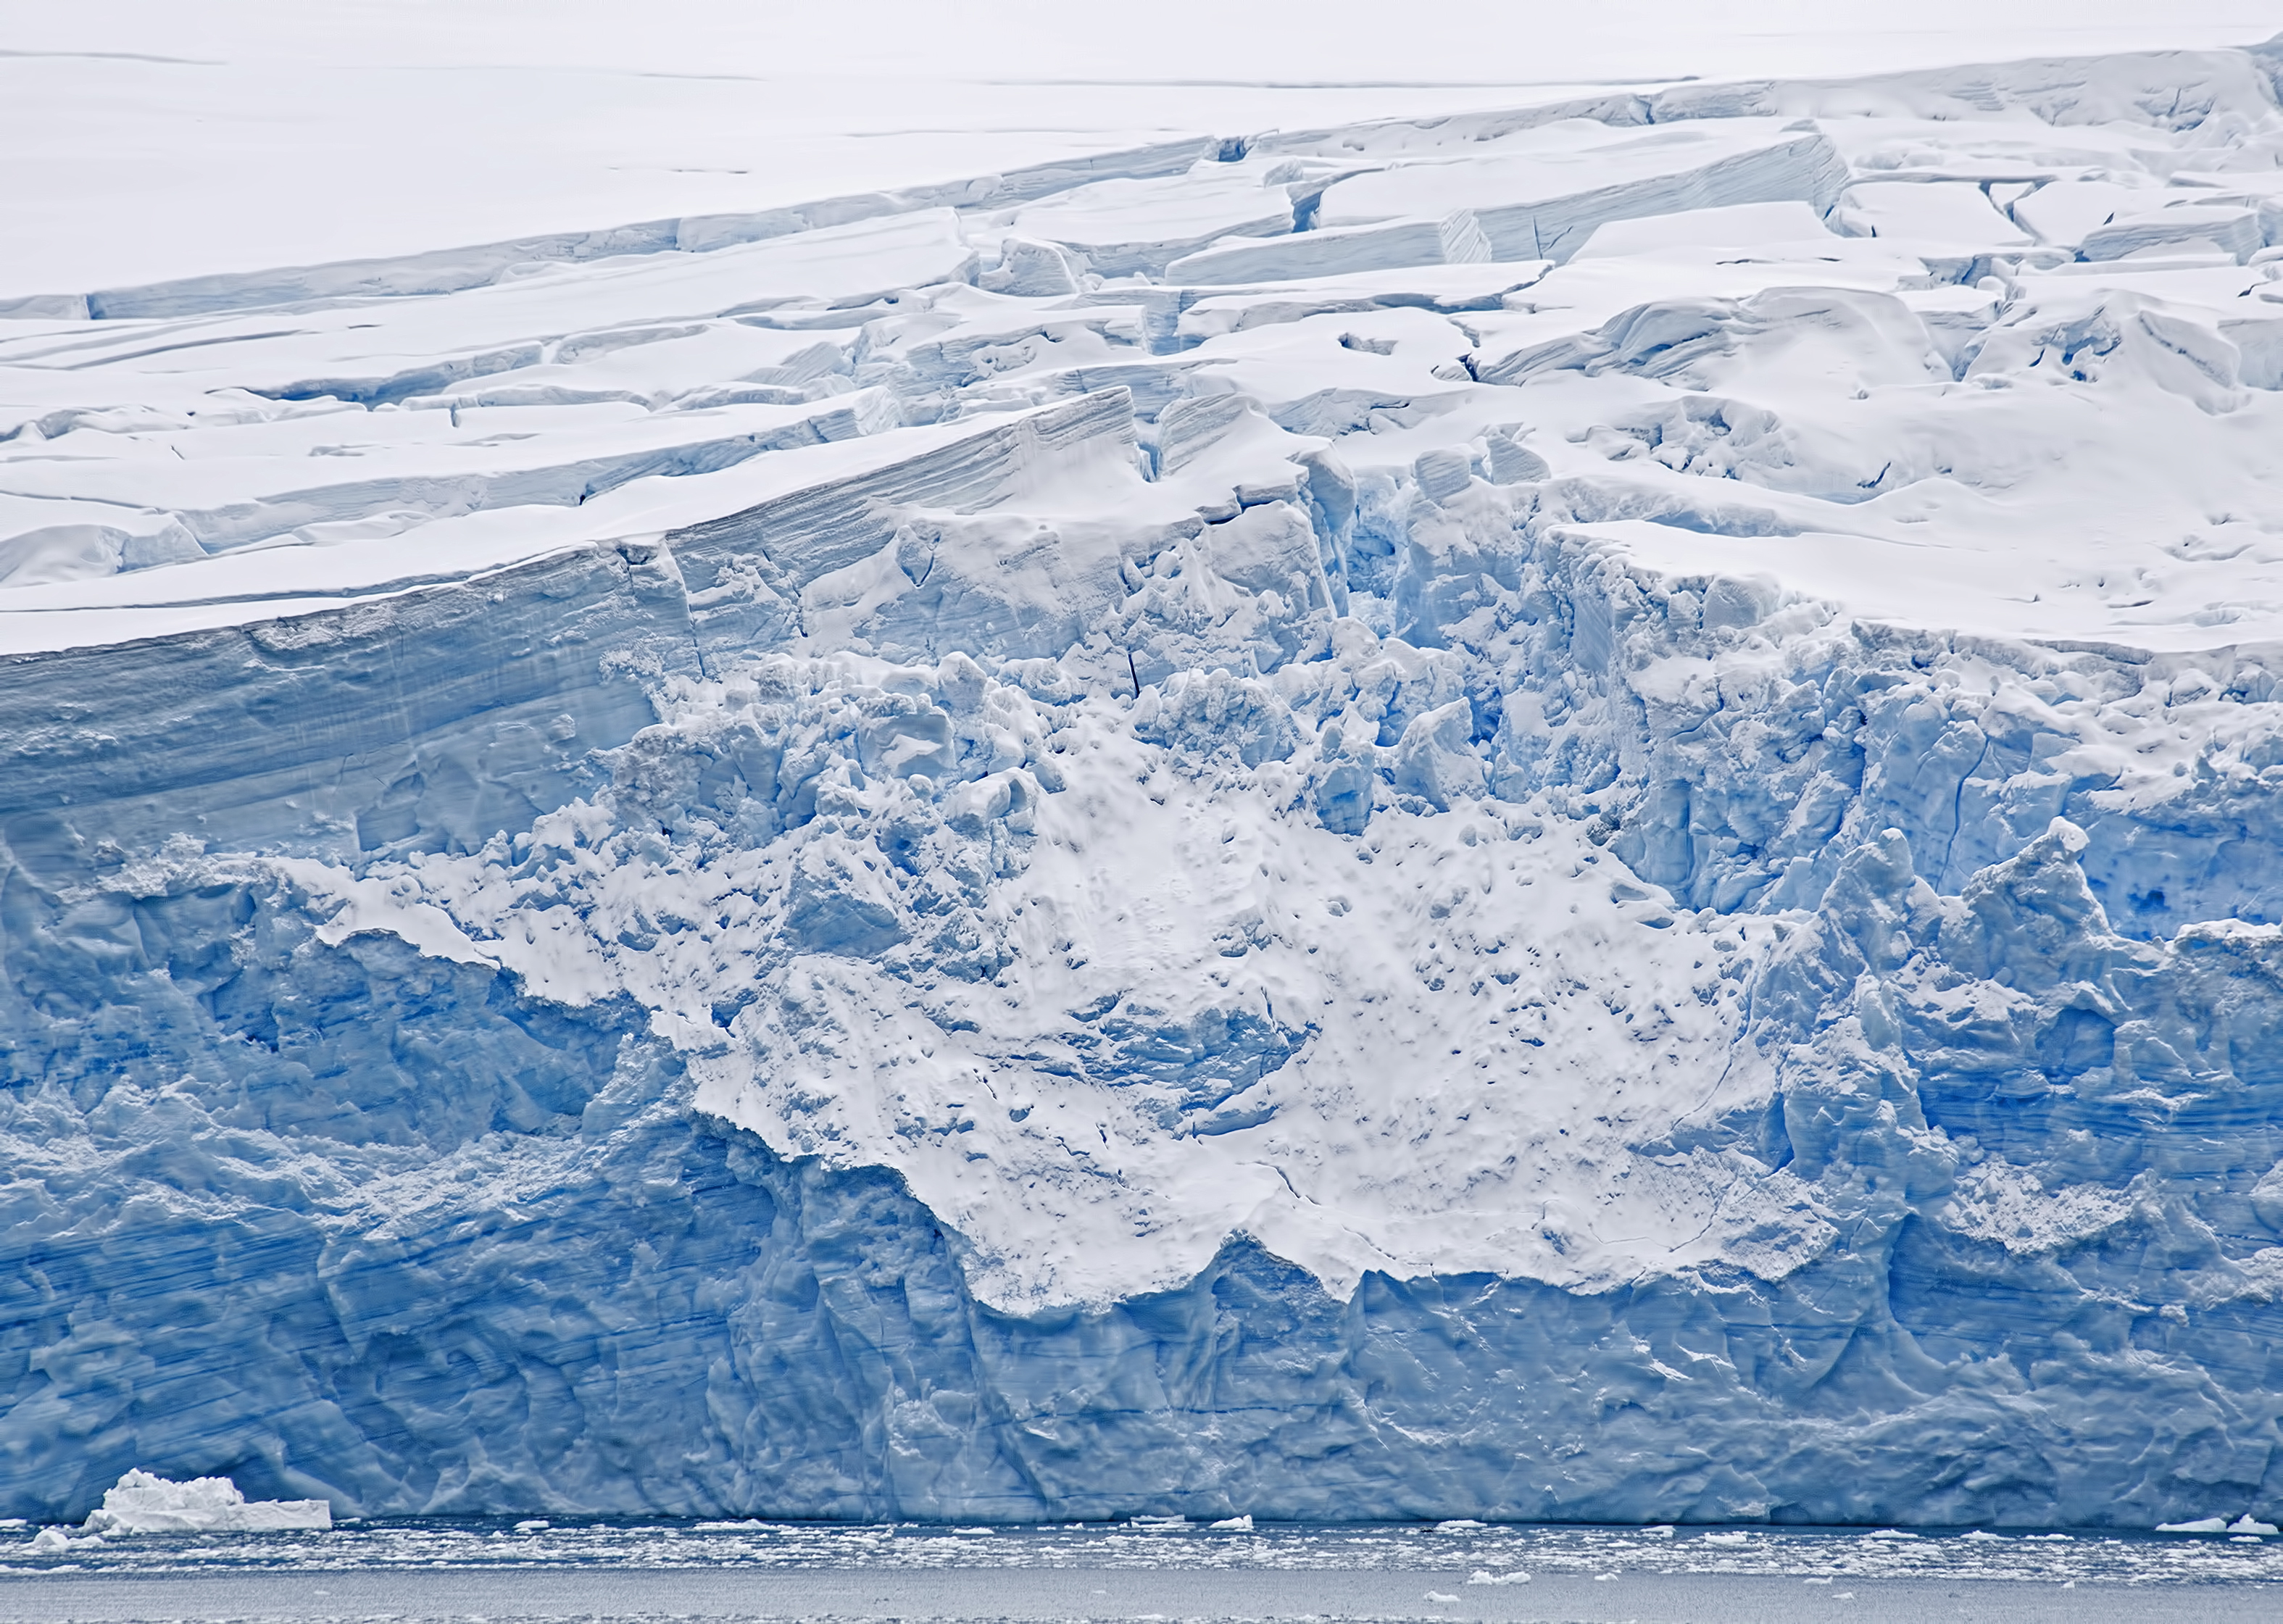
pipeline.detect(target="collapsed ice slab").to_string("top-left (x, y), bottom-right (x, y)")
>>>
top-left (1313, 122), bottom-right (1852, 257)
top-left (80, 1470), bottom-right (330, 1534)
top-left (1168, 124), bottom-right (1847, 282)
top-left (1008, 162), bottom-right (1297, 280)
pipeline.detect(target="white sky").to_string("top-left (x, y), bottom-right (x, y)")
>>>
top-left (4, 1), bottom-right (2277, 296)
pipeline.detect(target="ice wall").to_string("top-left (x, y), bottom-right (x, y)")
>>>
top-left (8, 41), bottom-right (2283, 1528)
top-left (11, 804), bottom-right (2283, 1527)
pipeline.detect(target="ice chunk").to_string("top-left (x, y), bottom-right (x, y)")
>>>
top-left (1012, 164), bottom-right (1294, 279)
top-left (2081, 205), bottom-right (2266, 265)
top-left (1831, 181), bottom-right (2032, 251)
top-left (2011, 180), bottom-right (2148, 247)
top-left (1168, 219), bottom-right (1453, 284)
top-left (1313, 122), bottom-right (1848, 263)
top-left (80, 1470), bottom-right (331, 1534)
top-left (1571, 200), bottom-right (1834, 258)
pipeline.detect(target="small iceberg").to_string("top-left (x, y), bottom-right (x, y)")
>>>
top-left (2153, 1514), bottom-right (2278, 1536)
top-left (80, 1469), bottom-right (332, 1534)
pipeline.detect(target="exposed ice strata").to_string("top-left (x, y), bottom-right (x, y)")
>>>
top-left (8, 40), bottom-right (2283, 1528)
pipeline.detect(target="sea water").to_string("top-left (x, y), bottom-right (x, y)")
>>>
top-left (2, 1517), bottom-right (2276, 1621)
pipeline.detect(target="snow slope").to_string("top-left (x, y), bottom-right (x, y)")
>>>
top-left (9, 38), bottom-right (2283, 1528)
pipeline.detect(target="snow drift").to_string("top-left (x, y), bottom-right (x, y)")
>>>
top-left (8, 39), bottom-right (2283, 1528)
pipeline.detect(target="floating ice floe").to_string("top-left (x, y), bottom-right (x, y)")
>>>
top-left (79, 1470), bottom-right (332, 1535)
top-left (2158, 1513), bottom-right (2281, 1535)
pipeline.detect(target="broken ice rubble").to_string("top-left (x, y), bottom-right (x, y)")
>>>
top-left (7, 38), bottom-right (2283, 1530)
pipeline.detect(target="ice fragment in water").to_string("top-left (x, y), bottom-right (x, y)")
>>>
top-left (80, 1470), bottom-right (331, 1534)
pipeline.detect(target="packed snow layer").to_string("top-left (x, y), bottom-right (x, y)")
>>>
top-left (9, 41), bottom-right (2283, 1528)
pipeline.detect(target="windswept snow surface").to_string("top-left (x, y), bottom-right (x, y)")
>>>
top-left (10, 38), bottom-right (2283, 1529)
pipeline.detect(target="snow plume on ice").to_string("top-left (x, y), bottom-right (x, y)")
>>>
top-left (9, 41), bottom-right (2283, 1527)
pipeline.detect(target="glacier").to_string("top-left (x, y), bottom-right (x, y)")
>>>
top-left (8, 38), bottom-right (2283, 1531)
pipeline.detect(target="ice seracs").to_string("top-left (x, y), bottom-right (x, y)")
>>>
top-left (7, 38), bottom-right (2283, 1529)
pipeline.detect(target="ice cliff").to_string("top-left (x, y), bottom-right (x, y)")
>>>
top-left (9, 40), bottom-right (2283, 1528)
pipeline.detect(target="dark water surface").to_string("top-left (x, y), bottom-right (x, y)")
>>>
top-left (2, 1518), bottom-right (2275, 1620)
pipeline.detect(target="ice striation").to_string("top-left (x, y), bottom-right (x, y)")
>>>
top-left (9, 41), bottom-right (2283, 1528)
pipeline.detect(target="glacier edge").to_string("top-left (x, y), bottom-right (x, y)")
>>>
top-left (9, 38), bottom-right (2283, 1528)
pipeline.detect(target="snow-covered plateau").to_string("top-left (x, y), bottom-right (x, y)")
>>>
top-left (9, 38), bottom-right (2283, 1530)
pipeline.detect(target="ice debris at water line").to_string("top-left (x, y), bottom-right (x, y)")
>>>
top-left (8, 38), bottom-right (2283, 1529)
